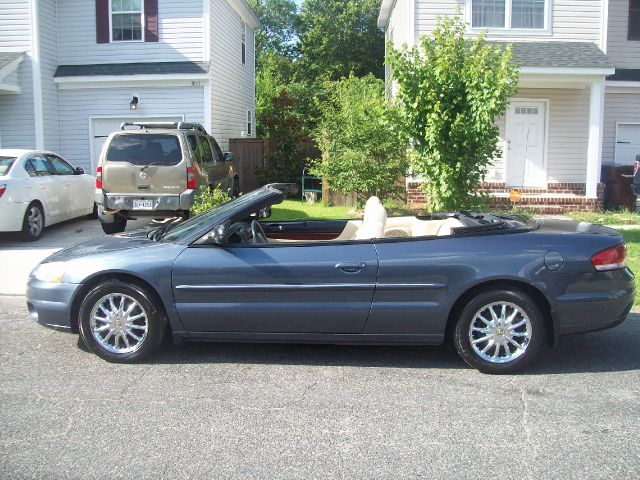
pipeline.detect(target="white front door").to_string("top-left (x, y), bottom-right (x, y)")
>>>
top-left (90, 116), bottom-right (183, 174)
top-left (615, 123), bottom-right (640, 165)
top-left (506, 102), bottom-right (547, 188)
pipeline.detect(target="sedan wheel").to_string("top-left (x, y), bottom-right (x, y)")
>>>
top-left (454, 288), bottom-right (545, 374)
top-left (21, 202), bottom-right (44, 241)
top-left (79, 280), bottom-right (167, 363)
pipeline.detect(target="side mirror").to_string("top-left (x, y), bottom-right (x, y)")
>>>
top-left (223, 152), bottom-right (234, 163)
top-left (74, 167), bottom-right (85, 175)
top-left (258, 207), bottom-right (272, 219)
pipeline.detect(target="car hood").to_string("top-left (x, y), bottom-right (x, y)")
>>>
top-left (46, 229), bottom-right (165, 263)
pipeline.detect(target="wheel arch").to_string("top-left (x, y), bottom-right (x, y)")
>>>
top-left (444, 279), bottom-right (556, 347)
top-left (69, 271), bottom-right (170, 334)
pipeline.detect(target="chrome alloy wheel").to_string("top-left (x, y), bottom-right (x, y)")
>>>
top-left (89, 294), bottom-right (149, 354)
top-left (468, 301), bottom-right (532, 364)
top-left (27, 206), bottom-right (43, 237)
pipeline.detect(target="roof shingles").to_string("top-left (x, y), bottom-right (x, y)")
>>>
top-left (54, 61), bottom-right (210, 78)
top-left (488, 41), bottom-right (612, 69)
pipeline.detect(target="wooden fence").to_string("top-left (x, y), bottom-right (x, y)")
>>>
top-left (229, 138), bottom-right (320, 194)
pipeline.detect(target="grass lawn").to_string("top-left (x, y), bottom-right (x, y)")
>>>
top-left (269, 200), bottom-right (358, 221)
top-left (567, 210), bottom-right (640, 226)
top-left (623, 230), bottom-right (640, 306)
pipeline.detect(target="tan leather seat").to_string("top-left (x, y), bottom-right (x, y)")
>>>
top-left (354, 196), bottom-right (387, 240)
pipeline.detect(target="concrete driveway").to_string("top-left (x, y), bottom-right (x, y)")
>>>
top-left (0, 218), bottom-right (151, 295)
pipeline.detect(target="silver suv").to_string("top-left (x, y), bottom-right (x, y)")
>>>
top-left (95, 122), bottom-right (238, 234)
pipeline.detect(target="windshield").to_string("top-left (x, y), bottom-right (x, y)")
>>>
top-left (106, 134), bottom-right (182, 166)
top-left (0, 156), bottom-right (16, 176)
top-left (162, 190), bottom-right (271, 243)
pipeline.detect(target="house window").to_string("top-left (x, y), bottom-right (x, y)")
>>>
top-left (247, 110), bottom-right (253, 136)
top-left (241, 23), bottom-right (247, 65)
top-left (630, 0), bottom-right (640, 41)
top-left (471, 0), bottom-right (546, 30)
top-left (111, 0), bottom-right (143, 42)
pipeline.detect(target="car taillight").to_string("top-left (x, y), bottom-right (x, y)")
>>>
top-left (591, 243), bottom-right (627, 271)
top-left (634, 160), bottom-right (640, 178)
top-left (187, 167), bottom-right (196, 189)
top-left (96, 166), bottom-right (102, 189)
top-left (0, 184), bottom-right (6, 199)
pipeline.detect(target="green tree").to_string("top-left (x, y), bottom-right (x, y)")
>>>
top-left (388, 16), bottom-right (519, 211)
top-left (247, 0), bottom-right (299, 64)
top-left (312, 75), bottom-right (408, 206)
top-left (296, 0), bottom-right (385, 83)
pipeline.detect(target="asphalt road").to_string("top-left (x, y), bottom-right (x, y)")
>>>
top-left (1, 296), bottom-right (639, 479)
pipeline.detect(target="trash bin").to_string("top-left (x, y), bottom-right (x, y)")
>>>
top-left (602, 164), bottom-right (636, 211)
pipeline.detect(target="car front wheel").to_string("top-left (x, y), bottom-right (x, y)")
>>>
top-left (453, 288), bottom-right (545, 374)
top-left (78, 280), bottom-right (167, 363)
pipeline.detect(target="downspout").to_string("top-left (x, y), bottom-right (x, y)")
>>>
top-left (600, 0), bottom-right (609, 53)
top-left (30, 0), bottom-right (44, 150)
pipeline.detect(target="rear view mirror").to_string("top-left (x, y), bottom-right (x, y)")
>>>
top-left (223, 152), bottom-right (234, 163)
top-left (74, 167), bottom-right (85, 175)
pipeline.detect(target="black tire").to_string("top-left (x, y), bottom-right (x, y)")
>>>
top-left (21, 202), bottom-right (45, 241)
top-left (86, 203), bottom-right (99, 219)
top-left (100, 215), bottom-right (127, 234)
top-left (232, 177), bottom-right (240, 197)
top-left (453, 288), bottom-right (546, 374)
top-left (78, 280), bottom-right (168, 363)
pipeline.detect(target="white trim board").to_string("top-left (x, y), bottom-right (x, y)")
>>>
top-left (55, 75), bottom-right (209, 90)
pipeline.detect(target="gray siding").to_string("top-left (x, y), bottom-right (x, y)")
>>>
top-left (387, 0), bottom-right (414, 48)
top-left (0, 0), bottom-right (35, 148)
top-left (209, 0), bottom-right (256, 150)
top-left (415, 0), bottom-right (603, 43)
top-left (603, 90), bottom-right (640, 165)
top-left (59, 86), bottom-right (205, 171)
top-left (607, 0), bottom-right (640, 68)
top-left (57, 0), bottom-right (205, 65)
top-left (39, 0), bottom-right (60, 153)
top-left (488, 88), bottom-right (590, 183)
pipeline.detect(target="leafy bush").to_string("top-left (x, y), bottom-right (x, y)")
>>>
top-left (311, 74), bottom-right (409, 206)
top-left (191, 185), bottom-right (231, 217)
top-left (388, 15), bottom-right (520, 211)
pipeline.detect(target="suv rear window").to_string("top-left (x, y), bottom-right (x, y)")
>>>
top-left (0, 156), bottom-right (16, 176)
top-left (106, 134), bottom-right (182, 166)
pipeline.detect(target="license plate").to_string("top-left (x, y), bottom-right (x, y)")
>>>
top-left (133, 199), bottom-right (154, 210)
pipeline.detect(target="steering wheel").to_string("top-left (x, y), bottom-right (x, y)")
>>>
top-left (250, 220), bottom-right (268, 244)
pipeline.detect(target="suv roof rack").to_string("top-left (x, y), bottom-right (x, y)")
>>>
top-left (119, 121), bottom-right (208, 134)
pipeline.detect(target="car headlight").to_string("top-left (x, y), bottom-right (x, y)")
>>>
top-left (32, 262), bottom-right (66, 283)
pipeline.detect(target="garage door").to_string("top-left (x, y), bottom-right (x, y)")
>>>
top-left (91, 116), bottom-right (183, 174)
top-left (615, 123), bottom-right (640, 166)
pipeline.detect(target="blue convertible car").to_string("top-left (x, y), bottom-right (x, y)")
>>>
top-left (27, 184), bottom-right (634, 373)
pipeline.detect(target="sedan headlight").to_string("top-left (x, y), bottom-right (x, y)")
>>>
top-left (32, 262), bottom-right (67, 283)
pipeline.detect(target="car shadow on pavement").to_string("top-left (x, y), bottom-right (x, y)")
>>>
top-left (147, 314), bottom-right (640, 374)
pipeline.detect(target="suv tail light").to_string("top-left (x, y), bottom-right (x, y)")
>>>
top-left (0, 184), bottom-right (6, 199)
top-left (187, 167), bottom-right (196, 189)
top-left (634, 160), bottom-right (640, 178)
top-left (591, 243), bottom-right (627, 271)
top-left (96, 166), bottom-right (102, 189)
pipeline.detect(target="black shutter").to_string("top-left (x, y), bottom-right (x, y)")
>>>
top-left (630, 0), bottom-right (640, 41)
top-left (145, 0), bottom-right (159, 42)
top-left (96, 0), bottom-right (110, 44)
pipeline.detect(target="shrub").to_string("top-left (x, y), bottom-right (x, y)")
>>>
top-left (311, 74), bottom-right (409, 206)
top-left (191, 185), bottom-right (231, 217)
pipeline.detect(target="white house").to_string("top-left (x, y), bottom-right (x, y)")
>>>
top-left (0, 0), bottom-right (259, 174)
top-left (379, 0), bottom-right (640, 212)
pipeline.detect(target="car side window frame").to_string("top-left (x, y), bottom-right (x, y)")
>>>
top-left (46, 154), bottom-right (75, 175)
top-left (26, 155), bottom-right (53, 177)
top-left (208, 137), bottom-right (224, 164)
top-left (198, 135), bottom-right (214, 164)
top-left (24, 159), bottom-right (37, 177)
top-left (187, 134), bottom-right (203, 164)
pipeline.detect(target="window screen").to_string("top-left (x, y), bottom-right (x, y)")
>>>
top-left (511, 0), bottom-right (545, 29)
top-left (112, 0), bottom-right (143, 41)
top-left (472, 0), bottom-right (506, 28)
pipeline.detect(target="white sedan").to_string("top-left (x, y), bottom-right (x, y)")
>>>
top-left (0, 149), bottom-right (95, 241)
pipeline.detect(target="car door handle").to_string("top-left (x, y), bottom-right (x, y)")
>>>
top-left (335, 262), bottom-right (366, 273)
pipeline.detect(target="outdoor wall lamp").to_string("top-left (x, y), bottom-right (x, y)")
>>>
top-left (129, 96), bottom-right (139, 110)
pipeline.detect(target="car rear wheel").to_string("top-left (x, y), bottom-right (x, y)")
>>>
top-left (21, 202), bottom-right (44, 241)
top-left (453, 288), bottom-right (545, 374)
top-left (100, 215), bottom-right (127, 234)
top-left (78, 280), bottom-right (167, 363)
